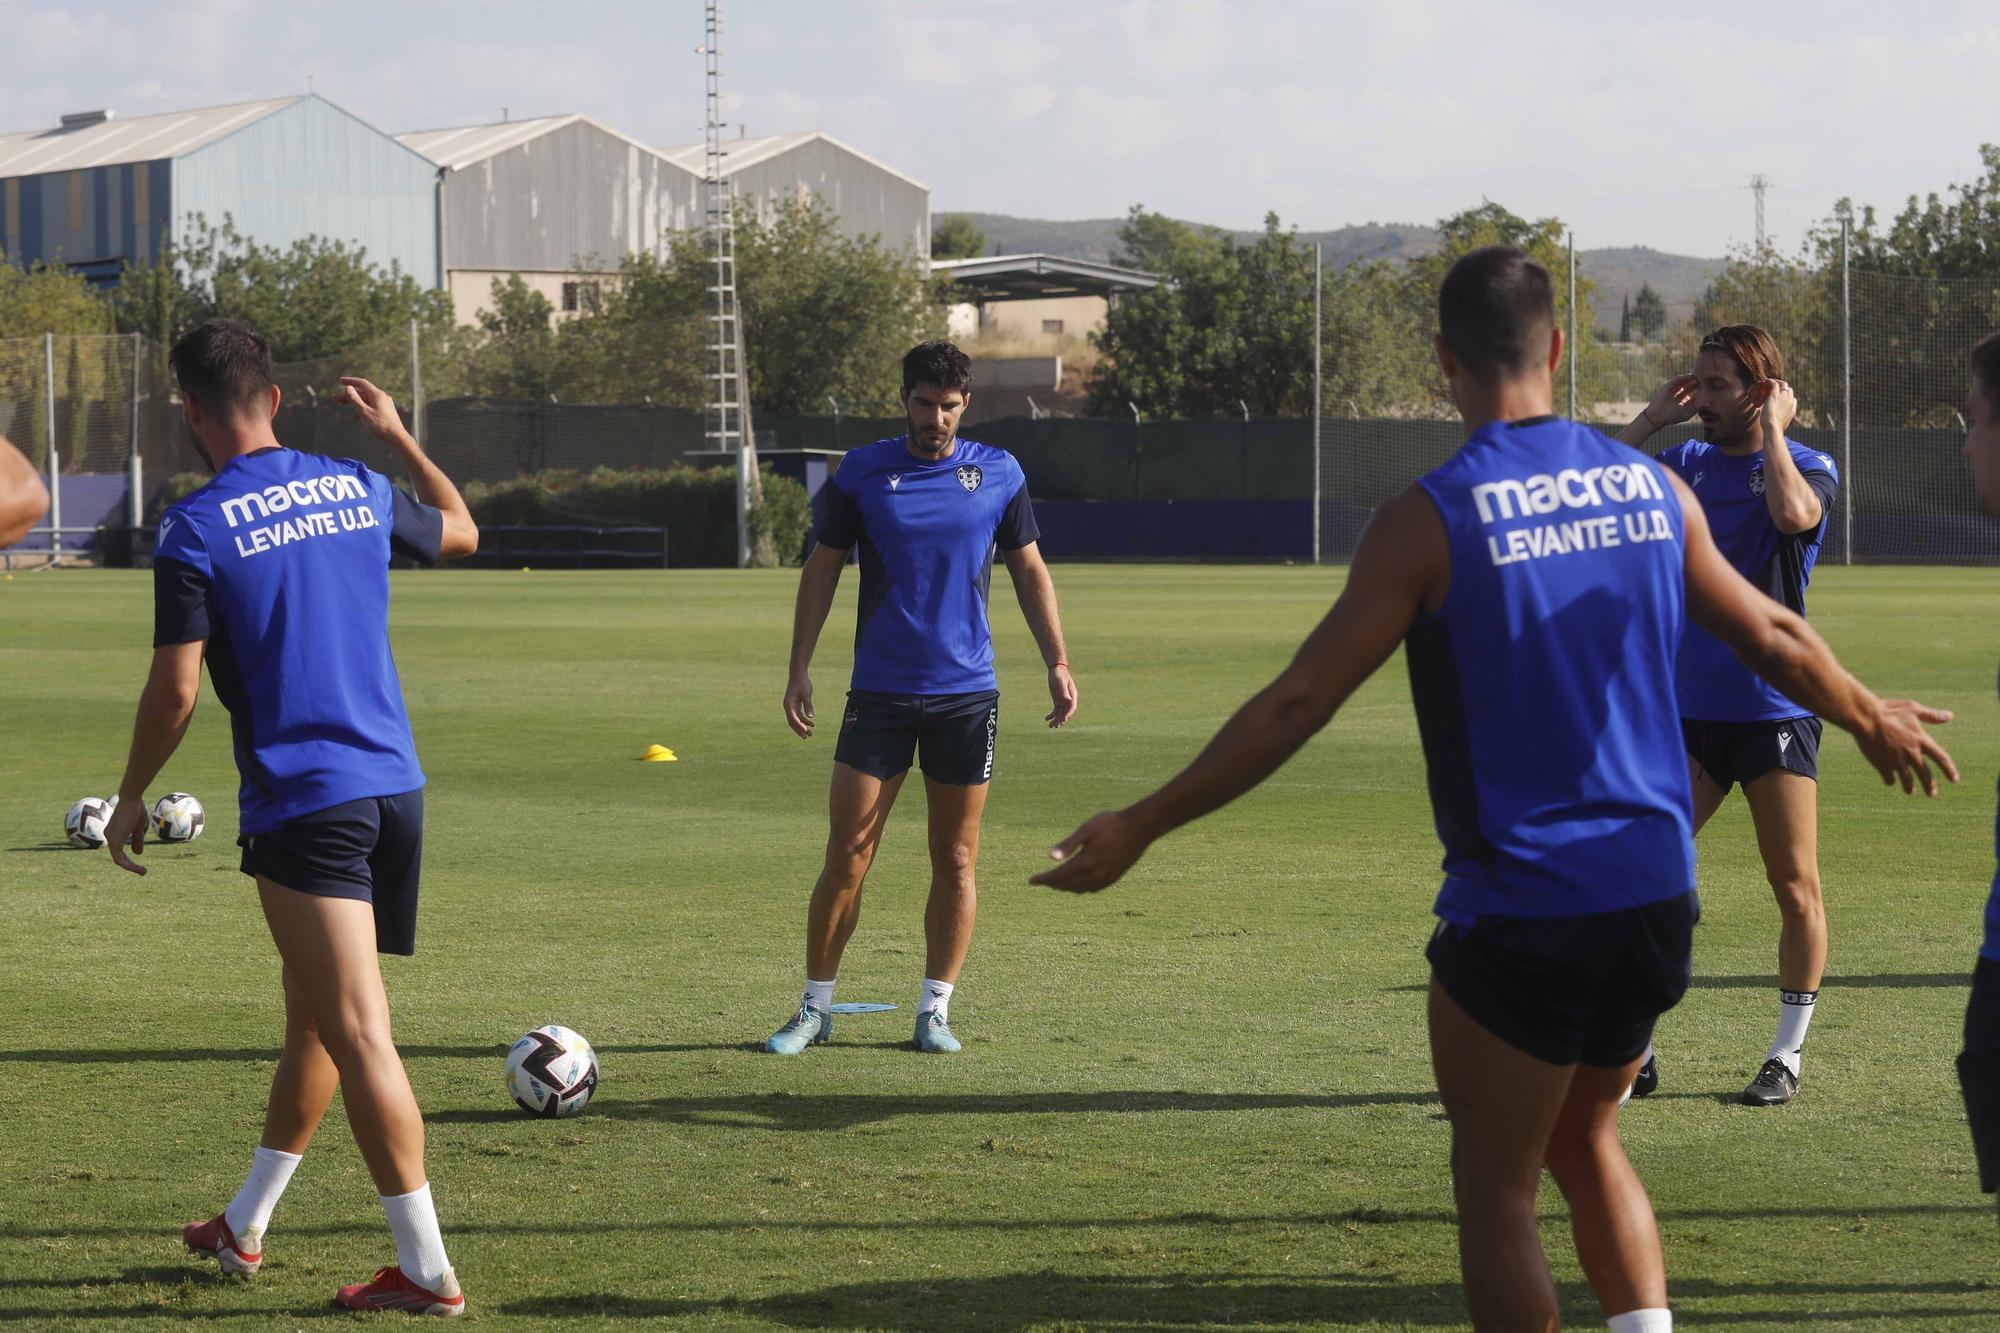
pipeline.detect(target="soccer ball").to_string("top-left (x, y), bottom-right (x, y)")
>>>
top-left (65, 797), bottom-right (114, 848)
top-left (505, 1024), bottom-right (599, 1118)
top-left (151, 792), bottom-right (205, 843)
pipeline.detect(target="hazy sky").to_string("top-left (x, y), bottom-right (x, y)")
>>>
top-left (7, 0), bottom-right (1998, 258)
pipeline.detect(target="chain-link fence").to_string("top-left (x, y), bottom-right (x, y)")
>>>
top-left (1315, 234), bottom-right (2000, 565)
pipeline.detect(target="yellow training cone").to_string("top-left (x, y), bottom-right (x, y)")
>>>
top-left (641, 744), bottom-right (678, 763)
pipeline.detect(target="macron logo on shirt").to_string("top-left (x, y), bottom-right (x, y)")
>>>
top-left (217, 474), bottom-right (377, 559)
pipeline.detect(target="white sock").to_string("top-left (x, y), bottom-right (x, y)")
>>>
top-left (919, 977), bottom-right (954, 1019)
top-left (222, 1145), bottom-right (302, 1247)
top-left (1607, 1309), bottom-right (1672, 1332)
top-left (803, 978), bottom-right (835, 1012)
top-left (1769, 989), bottom-right (1818, 1075)
top-left (380, 1183), bottom-right (452, 1291)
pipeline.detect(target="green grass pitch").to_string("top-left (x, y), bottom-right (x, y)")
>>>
top-left (3, 564), bottom-right (1998, 1329)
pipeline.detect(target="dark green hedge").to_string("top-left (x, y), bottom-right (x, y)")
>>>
top-left (156, 463), bottom-right (812, 568)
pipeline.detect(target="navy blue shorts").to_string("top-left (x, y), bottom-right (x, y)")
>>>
top-left (1959, 955), bottom-right (2000, 1191)
top-left (1426, 891), bottom-right (1699, 1067)
top-left (833, 690), bottom-right (998, 785)
top-left (238, 790), bottom-right (426, 956)
top-left (1683, 715), bottom-right (1821, 794)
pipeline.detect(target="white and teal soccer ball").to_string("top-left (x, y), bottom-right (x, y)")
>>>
top-left (64, 797), bottom-right (114, 848)
top-left (506, 1025), bottom-right (599, 1118)
top-left (151, 792), bottom-right (205, 843)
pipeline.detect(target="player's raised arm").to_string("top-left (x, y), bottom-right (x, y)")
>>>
top-left (337, 377), bottom-right (478, 560)
top-left (1672, 471), bottom-right (1956, 794)
top-left (1748, 378), bottom-right (1825, 533)
top-left (1613, 375), bottom-right (1699, 449)
top-left (1033, 486), bottom-right (1444, 892)
top-left (0, 430), bottom-right (50, 548)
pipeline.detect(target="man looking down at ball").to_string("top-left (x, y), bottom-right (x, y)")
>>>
top-left (103, 319), bottom-right (478, 1316)
top-left (1034, 247), bottom-right (1954, 1333)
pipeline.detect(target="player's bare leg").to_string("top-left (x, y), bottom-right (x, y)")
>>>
top-left (805, 763), bottom-right (908, 979)
top-left (914, 776), bottom-right (988, 1051)
top-left (1543, 1056), bottom-right (1670, 1321)
top-left (263, 962), bottom-right (340, 1154)
top-left (1742, 770), bottom-right (1823, 1103)
top-left (1428, 978), bottom-right (1572, 1332)
top-left (1685, 754), bottom-right (1730, 833)
top-left (257, 879), bottom-right (426, 1194)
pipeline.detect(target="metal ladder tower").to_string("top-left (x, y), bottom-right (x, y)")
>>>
top-left (702, 0), bottom-right (753, 567)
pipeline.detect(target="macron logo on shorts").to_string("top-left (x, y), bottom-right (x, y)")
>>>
top-left (1778, 729), bottom-right (1793, 753)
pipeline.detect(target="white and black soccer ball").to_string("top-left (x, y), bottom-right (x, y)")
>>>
top-left (506, 1024), bottom-right (599, 1118)
top-left (64, 797), bottom-right (114, 849)
top-left (151, 792), bottom-right (205, 843)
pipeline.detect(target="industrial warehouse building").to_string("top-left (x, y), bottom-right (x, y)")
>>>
top-left (0, 95), bottom-right (438, 285)
top-left (397, 114), bottom-right (703, 326)
top-left (657, 131), bottom-right (929, 258)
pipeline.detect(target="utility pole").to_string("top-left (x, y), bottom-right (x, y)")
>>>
top-left (1750, 174), bottom-right (1771, 248)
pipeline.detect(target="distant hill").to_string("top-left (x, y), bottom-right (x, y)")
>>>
top-left (939, 212), bottom-right (1722, 334)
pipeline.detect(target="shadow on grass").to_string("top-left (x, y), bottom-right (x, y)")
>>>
top-left (5, 1200), bottom-right (1989, 1244)
top-left (493, 1271), bottom-right (1998, 1329)
top-left (6, 842), bottom-right (84, 853)
top-left (426, 1088), bottom-right (1439, 1131)
top-left (1386, 972), bottom-right (1970, 993)
top-left (0, 1264), bottom-right (334, 1322)
top-left (0, 1042), bottom-right (754, 1064)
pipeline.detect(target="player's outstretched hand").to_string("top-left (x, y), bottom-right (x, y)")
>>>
top-left (105, 798), bottom-right (148, 876)
top-left (1046, 664), bottom-right (1078, 728)
top-left (1032, 809), bottom-right (1152, 893)
top-left (784, 672), bottom-right (815, 739)
top-left (1856, 699), bottom-right (1958, 796)
top-left (1753, 378), bottom-right (1798, 435)
top-left (1645, 375), bottom-right (1699, 430)
top-left (336, 377), bottom-right (412, 446)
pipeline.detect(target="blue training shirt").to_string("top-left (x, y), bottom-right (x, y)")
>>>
top-left (1410, 417), bottom-right (1695, 922)
top-left (153, 448), bottom-right (444, 835)
top-left (814, 436), bottom-right (1039, 695)
top-left (1656, 438), bottom-right (1838, 722)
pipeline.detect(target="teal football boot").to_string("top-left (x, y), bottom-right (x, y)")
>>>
top-left (764, 1005), bottom-right (832, 1054)
top-left (912, 1009), bottom-right (961, 1053)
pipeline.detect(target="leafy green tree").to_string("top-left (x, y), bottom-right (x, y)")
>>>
top-left (0, 255), bottom-right (112, 338)
top-left (931, 214), bottom-right (988, 260)
top-left (1632, 284), bottom-right (1667, 341)
top-left (464, 275), bottom-right (560, 400)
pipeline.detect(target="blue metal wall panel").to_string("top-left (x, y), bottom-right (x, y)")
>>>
top-left (174, 95), bottom-right (439, 286)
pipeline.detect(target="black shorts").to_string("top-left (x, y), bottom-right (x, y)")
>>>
top-left (239, 790), bottom-right (426, 956)
top-left (1683, 715), bottom-right (1821, 794)
top-left (1958, 955), bottom-right (2000, 1191)
top-left (1426, 891), bottom-right (1699, 1067)
top-left (833, 690), bottom-right (998, 785)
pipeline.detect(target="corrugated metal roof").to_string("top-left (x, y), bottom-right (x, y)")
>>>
top-left (656, 131), bottom-right (928, 191)
top-left (399, 114), bottom-right (694, 174)
top-left (0, 97), bottom-right (300, 178)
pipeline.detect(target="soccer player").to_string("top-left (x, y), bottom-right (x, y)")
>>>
top-left (101, 320), bottom-right (478, 1316)
top-left (1958, 328), bottom-right (2000, 1218)
top-left (0, 430), bottom-right (50, 548)
top-left (1618, 329), bottom-right (1839, 1105)
top-left (1034, 247), bottom-right (1953, 1333)
top-left (769, 339), bottom-right (1076, 1055)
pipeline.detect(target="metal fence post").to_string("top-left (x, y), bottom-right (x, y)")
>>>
top-left (127, 331), bottom-right (143, 529)
top-left (409, 319), bottom-right (423, 444)
top-left (44, 332), bottom-right (58, 552)
top-left (1312, 241), bottom-right (1322, 565)
top-left (1840, 217), bottom-right (1853, 566)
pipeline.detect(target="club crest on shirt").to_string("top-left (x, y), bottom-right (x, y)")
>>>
top-left (1748, 469), bottom-right (1765, 496)
top-left (956, 464), bottom-right (983, 493)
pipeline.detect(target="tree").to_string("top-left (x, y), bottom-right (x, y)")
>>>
top-left (465, 275), bottom-right (560, 400)
top-left (1631, 284), bottom-right (1667, 341)
top-left (0, 255), bottom-right (112, 338)
top-left (1620, 293), bottom-right (1632, 343)
top-left (931, 214), bottom-right (988, 261)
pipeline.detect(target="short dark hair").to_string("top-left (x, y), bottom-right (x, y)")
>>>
top-left (1974, 330), bottom-right (2000, 416)
top-left (169, 319), bottom-right (273, 414)
top-left (901, 340), bottom-right (971, 394)
top-left (1699, 324), bottom-right (1784, 387)
top-left (1437, 246), bottom-right (1556, 381)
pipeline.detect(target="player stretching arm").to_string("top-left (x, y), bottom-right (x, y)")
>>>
top-left (102, 321), bottom-right (477, 1317)
top-left (1035, 247), bottom-right (1951, 1333)
top-left (0, 430), bottom-right (50, 548)
top-left (1615, 330), bottom-right (1840, 1106)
